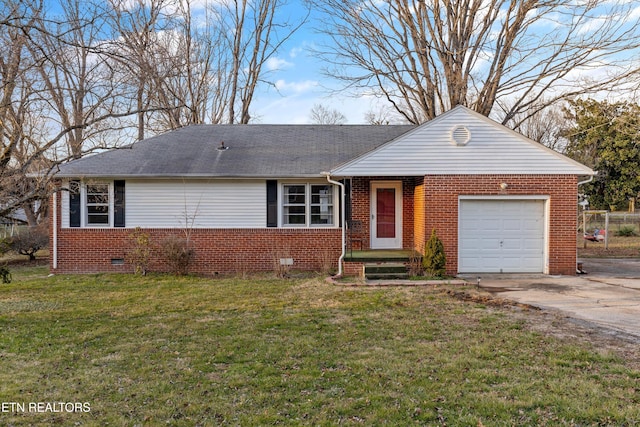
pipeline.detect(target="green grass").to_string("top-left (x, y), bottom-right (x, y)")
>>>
top-left (1, 267), bottom-right (639, 426)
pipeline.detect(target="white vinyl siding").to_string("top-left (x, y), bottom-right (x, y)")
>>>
top-left (458, 198), bottom-right (547, 273)
top-left (332, 106), bottom-right (594, 176)
top-left (125, 179), bottom-right (265, 228)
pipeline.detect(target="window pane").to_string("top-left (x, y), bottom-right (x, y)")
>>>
top-left (311, 185), bottom-right (333, 225)
top-left (88, 214), bottom-right (109, 224)
top-left (285, 185), bottom-right (306, 204)
top-left (88, 206), bottom-right (108, 214)
top-left (283, 185), bottom-right (306, 226)
top-left (311, 205), bottom-right (334, 225)
top-left (86, 183), bottom-right (109, 226)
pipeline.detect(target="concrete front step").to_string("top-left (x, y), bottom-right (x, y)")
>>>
top-left (364, 262), bottom-right (409, 280)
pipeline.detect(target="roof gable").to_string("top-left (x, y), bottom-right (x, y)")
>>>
top-left (331, 106), bottom-right (595, 176)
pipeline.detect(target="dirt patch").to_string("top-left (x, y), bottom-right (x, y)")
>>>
top-left (449, 288), bottom-right (640, 370)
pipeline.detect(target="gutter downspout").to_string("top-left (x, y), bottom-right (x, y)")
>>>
top-left (576, 173), bottom-right (596, 273)
top-left (52, 188), bottom-right (58, 270)
top-left (323, 172), bottom-right (345, 277)
top-left (578, 175), bottom-right (594, 186)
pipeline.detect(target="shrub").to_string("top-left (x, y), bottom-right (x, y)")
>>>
top-left (11, 224), bottom-right (48, 261)
top-left (616, 225), bottom-right (638, 237)
top-left (160, 235), bottom-right (194, 276)
top-left (126, 227), bottom-right (151, 275)
top-left (423, 229), bottom-right (446, 278)
top-left (0, 237), bottom-right (11, 257)
top-left (0, 264), bottom-right (10, 284)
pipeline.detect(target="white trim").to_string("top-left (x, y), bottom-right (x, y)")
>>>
top-left (370, 181), bottom-right (403, 249)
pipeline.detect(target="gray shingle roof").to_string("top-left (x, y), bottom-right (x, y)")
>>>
top-left (55, 124), bottom-right (416, 178)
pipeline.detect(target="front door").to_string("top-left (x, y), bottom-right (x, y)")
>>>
top-left (370, 181), bottom-right (403, 249)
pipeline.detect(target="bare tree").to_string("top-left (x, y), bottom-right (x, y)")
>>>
top-left (105, 0), bottom-right (307, 131)
top-left (309, 0), bottom-right (640, 126)
top-left (1, 0), bottom-right (145, 222)
top-left (222, 0), bottom-right (308, 124)
top-left (144, 0), bottom-right (231, 129)
top-left (500, 99), bottom-right (568, 151)
top-left (364, 104), bottom-right (407, 125)
top-left (104, 0), bottom-right (176, 140)
top-left (309, 103), bottom-right (347, 124)
top-left (30, 0), bottom-right (125, 159)
top-left (0, 0), bottom-right (50, 224)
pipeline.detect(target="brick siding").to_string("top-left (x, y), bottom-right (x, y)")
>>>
top-left (350, 175), bottom-right (579, 276)
top-left (50, 193), bottom-right (341, 275)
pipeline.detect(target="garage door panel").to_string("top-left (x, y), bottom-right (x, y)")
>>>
top-left (503, 219), bottom-right (526, 231)
top-left (501, 239), bottom-right (523, 250)
top-left (459, 200), bottom-right (545, 273)
top-left (480, 239), bottom-right (502, 250)
top-left (478, 220), bottom-right (499, 231)
top-left (523, 239), bottom-right (544, 250)
top-left (523, 219), bottom-right (542, 230)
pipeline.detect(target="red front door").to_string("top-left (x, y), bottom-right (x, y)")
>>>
top-left (376, 188), bottom-right (396, 238)
top-left (371, 181), bottom-right (402, 249)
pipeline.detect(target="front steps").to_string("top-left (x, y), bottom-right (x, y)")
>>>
top-left (364, 262), bottom-right (409, 280)
top-left (343, 250), bottom-right (416, 280)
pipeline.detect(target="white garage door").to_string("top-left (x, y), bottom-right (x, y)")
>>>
top-left (459, 199), bottom-right (545, 273)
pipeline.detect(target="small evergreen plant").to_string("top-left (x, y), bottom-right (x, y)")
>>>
top-left (423, 229), bottom-right (446, 278)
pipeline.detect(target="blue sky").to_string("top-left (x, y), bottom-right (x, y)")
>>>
top-left (247, 3), bottom-right (376, 124)
top-left (44, 0), bottom-right (640, 125)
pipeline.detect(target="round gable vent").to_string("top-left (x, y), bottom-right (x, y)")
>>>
top-left (450, 125), bottom-right (471, 146)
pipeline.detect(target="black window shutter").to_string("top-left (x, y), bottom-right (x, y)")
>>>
top-left (266, 180), bottom-right (278, 227)
top-left (114, 180), bottom-right (125, 227)
top-left (69, 180), bottom-right (81, 227)
top-left (343, 179), bottom-right (352, 226)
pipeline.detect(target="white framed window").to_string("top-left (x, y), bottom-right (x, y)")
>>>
top-left (281, 183), bottom-right (336, 227)
top-left (85, 183), bottom-right (111, 226)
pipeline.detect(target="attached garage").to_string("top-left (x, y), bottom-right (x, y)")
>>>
top-left (458, 198), bottom-right (547, 273)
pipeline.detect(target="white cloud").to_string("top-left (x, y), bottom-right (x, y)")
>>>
top-left (274, 79), bottom-right (319, 94)
top-left (289, 46), bottom-right (303, 58)
top-left (265, 57), bottom-right (294, 71)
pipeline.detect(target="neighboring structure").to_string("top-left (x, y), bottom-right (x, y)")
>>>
top-left (50, 106), bottom-right (594, 276)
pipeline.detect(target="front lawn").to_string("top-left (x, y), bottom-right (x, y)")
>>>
top-left (1, 267), bottom-right (639, 425)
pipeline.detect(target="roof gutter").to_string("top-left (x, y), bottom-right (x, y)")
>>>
top-left (322, 172), bottom-right (345, 277)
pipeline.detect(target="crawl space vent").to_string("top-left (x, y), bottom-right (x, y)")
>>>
top-left (450, 125), bottom-right (471, 146)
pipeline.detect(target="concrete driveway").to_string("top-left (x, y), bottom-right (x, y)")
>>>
top-left (472, 258), bottom-right (640, 340)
